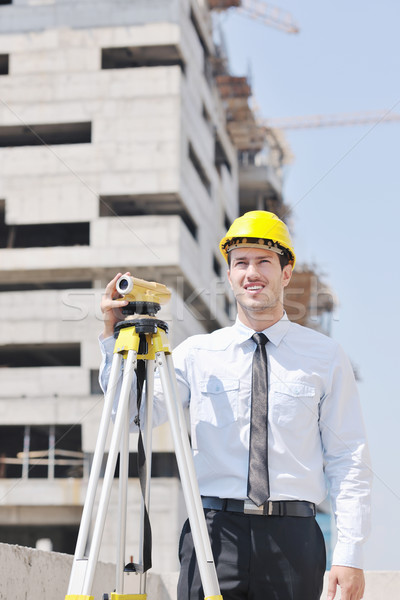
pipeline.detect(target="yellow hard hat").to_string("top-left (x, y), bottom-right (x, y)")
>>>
top-left (219, 210), bottom-right (296, 268)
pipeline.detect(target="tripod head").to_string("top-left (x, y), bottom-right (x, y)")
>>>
top-left (116, 275), bottom-right (171, 317)
top-left (114, 275), bottom-right (171, 356)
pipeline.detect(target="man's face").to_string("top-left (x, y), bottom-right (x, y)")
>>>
top-left (227, 247), bottom-right (292, 319)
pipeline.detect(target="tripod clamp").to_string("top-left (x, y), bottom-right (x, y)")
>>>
top-left (113, 316), bottom-right (170, 360)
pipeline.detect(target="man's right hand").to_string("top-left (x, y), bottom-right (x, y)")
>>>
top-left (101, 272), bottom-right (130, 338)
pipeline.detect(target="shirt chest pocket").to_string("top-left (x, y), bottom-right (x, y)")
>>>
top-left (270, 382), bottom-right (319, 428)
top-left (194, 378), bottom-right (239, 428)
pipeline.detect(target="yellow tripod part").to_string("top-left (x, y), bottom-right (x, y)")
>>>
top-left (110, 595), bottom-right (147, 600)
top-left (65, 595), bottom-right (93, 600)
top-left (114, 323), bottom-right (171, 359)
top-left (205, 596), bottom-right (223, 600)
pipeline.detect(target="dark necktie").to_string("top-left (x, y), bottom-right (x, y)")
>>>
top-left (247, 332), bottom-right (270, 507)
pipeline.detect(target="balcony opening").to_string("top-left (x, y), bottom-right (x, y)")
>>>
top-left (224, 212), bottom-right (231, 231)
top-left (0, 122), bottom-right (91, 147)
top-left (189, 143), bottom-right (211, 196)
top-left (190, 8), bottom-right (208, 56)
top-left (90, 369), bottom-right (102, 395)
top-left (0, 0), bottom-right (12, 4)
top-left (238, 193), bottom-right (282, 218)
top-left (224, 294), bottom-right (232, 318)
top-left (0, 342), bottom-right (81, 368)
top-left (0, 524), bottom-right (79, 555)
top-left (0, 281), bottom-right (92, 292)
top-left (238, 150), bottom-right (257, 166)
top-left (0, 218), bottom-right (90, 249)
top-left (213, 254), bottom-right (222, 278)
top-left (0, 54), bottom-right (9, 75)
top-left (0, 424), bottom-right (83, 480)
top-left (215, 135), bottom-right (231, 174)
top-left (101, 45), bottom-right (185, 72)
top-left (150, 452), bottom-right (179, 477)
top-left (190, 8), bottom-right (214, 85)
top-left (203, 104), bottom-right (212, 126)
top-left (107, 452), bottom-right (178, 478)
top-left (83, 451), bottom-right (178, 479)
top-left (0, 199), bottom-right (7, 246)
top-left (178, 278), bottom-right (220, 333)
top-left (99, 193), bottom-right (198, 239)
top-left (202, 103), bottom-right (214, 135)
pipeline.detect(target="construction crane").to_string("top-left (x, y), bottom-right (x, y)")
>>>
top-left (261, 110), bottom-right (400, 130)
top-left (210, 0), bottom-right (299, 34)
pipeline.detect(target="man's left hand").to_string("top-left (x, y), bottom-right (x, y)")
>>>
top-left (327, 565), bottom-right (365, 600)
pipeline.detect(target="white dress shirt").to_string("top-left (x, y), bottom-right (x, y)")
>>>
top-left (99, 313), bottom-right (371, 569)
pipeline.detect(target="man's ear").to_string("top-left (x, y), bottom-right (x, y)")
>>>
top-left (282, 264), bottom-right (293, 288)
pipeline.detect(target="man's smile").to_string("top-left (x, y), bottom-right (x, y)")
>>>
top-left (244, 283), bottom-right (265, 293)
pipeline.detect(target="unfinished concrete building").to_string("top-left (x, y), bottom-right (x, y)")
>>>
top-left (0, 0), bottom-right (333, 573)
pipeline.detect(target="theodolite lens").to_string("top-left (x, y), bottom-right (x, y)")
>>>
top-left (116, 275), bottom-right (134, 295)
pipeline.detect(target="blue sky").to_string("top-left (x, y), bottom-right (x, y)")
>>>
top-left (218, 0), bottom-right (400, 570)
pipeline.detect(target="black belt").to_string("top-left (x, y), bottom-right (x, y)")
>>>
top-left (201, 496), bottom-right (316, 517)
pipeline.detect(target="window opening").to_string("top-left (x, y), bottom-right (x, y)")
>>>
top-left (0, 424), bottom-right (83, 479)
top-left (0, 122), bottom-right (91, 147)
top-left (0, 281), bottom-right (92, 292)
top-left (111, 452), bottom-right (178, 478)
top-left (102, 45), bottom-right (185, 72)
top-left (99, 193), bottom-right (198, 239)
top-left (190, 8), bottom-right (208, 55)
top-left (215, 135), bottom-right (231, 173)
top-left (0, 524), bottom-right (79, 555)
top-left (213, 254), bottom-right (222, 278)
top-left (224, 294), bottom-right (232, 318)
top-left (224, 212), bottom-right (231, 231)
top-left (90, 369), bottom-right (103, 395)
top-left (0, 342), bottom-right (81, 368)
top-left (0, 54), bottom-right (9, 75)
top-left (189, 143), bottom-right (211, 196)
top-left (0, 220), bottom-right (90, 249)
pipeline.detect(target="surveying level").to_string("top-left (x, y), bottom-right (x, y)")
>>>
top-left (115, 276), bottom-right (172, 315)
top-left (65, 276), bottom-right (222, 600)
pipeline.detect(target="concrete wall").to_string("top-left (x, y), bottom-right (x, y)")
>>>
top-left (0, 541), bottom-right (177, 600)
top-left (0, 542), bottom-right (398, 600)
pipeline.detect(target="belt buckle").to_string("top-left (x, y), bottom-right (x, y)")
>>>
top-left (244, 499), bottom-right (265, 515)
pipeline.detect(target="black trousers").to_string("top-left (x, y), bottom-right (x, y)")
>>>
top-left (178, 509), bottom-right (326, 600)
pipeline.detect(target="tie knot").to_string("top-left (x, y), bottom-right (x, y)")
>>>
top-left (252, 332), bottom-right (268, 346)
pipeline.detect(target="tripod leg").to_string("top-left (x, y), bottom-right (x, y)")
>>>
top-left (137, 359), bottom-right (155, 594)
top-left (81, 349), bottom-right (137, 596)
top-left (156, 352), bottom-right (221, 600)
top-left (116, 410), bottom-right (130, 594)
top-left (67, 352), bottom-right (123, 595)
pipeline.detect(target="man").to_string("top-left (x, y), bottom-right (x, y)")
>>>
top-left (99, 211), bottom-right (371, 600)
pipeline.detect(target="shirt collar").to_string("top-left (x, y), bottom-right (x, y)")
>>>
top-left (233, 313), bottom-right (290, 347)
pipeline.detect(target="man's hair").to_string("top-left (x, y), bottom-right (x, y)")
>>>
top-left (227, 247), bottom-right (290, 270)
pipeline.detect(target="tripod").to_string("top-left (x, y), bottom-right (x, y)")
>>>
top-left (65, 278), bottom-right (222, 600)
